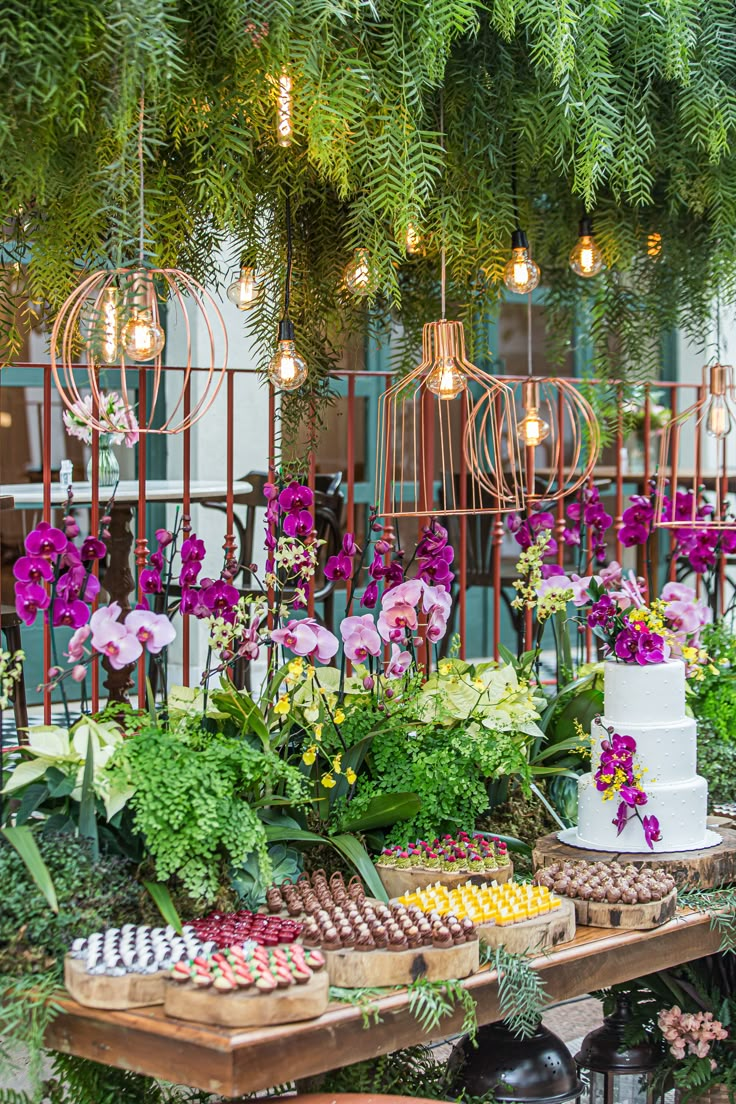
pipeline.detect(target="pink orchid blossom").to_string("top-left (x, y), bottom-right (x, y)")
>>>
top-left (570, 574), bottom-right (599, 607)
top-left (536, 574), bottom-right (573, 600)
top-left (340, 614), bottom-right (382, 662)
top-left (385, 643), bottom-right (411, 679)
top-left (66, 624), bottom-right (91, 661)
top-left (661, 581), bottom-right (697, 604)
top-left (90, 604), bottom-right (143, 669)
top-left (378, 579), bottom-right (422, 641)
top-left (272, 618), bottom-right (339, 663)
top-left (426, 607), bottom-right (449, 643)
top-left (421, 584), bottom-right (452, 619)
top-left (71, 664), bottom-right (87, 682)
top-left (126, 609), bottom-right (177, 654)
top-left (600, 560), bottom-right (623, 588)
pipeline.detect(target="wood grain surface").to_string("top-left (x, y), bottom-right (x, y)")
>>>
top-left (377, 864), bottom-right (512, 898)
top-left (323, 938), bottom-right (479, 988)
top-left (164, 969), bottom-right (329, 1028)
top-left (475, 898), bottom-right (576, 953)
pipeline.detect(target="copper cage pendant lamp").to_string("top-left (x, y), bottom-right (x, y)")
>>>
top-left (375, 250), bottom-right (521, 518)
top-left (654, 361), bottom-right (736, 530)
top-left (472, 293), bottom-right (600, 505)
top-left (51, 96), bottom-right (227, 435)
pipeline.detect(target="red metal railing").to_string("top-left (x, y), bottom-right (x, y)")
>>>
top-left (1, 364), bottom-right (731, 720)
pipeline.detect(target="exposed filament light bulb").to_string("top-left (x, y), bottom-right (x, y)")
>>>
top-left (227, 266), bottom-right (263, 311)
top-left (517, 380), bottom-right (550, 446)
top-left (569, 216), bottom-right (603, 277)
top-left (268, 320), bottom-right (307, 391)
top-left (503, 229), bottom-right (540, 294)
top-left (277, 71), bottom-right (293, 147)
top-left (86, 286), bottom-right (123, 364)
top-left (121, 306), bottom-right (165, 362)
top-left (405, 222), bottom-right (421, 255)
top-left (343, 248), bottom-right (374, 296)
top-left (426, 356), bottom-right (466, 400)
top-left (705, 363), bottom-right (733, 439)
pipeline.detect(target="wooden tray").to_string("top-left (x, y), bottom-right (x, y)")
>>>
top-left (376, 863), bottom-right (513, 899)
top-left (567, 887), bottom-right (677, 930)
top-left (64, 956), bottom-right (167, 1010)
top-left (475, 898), bottom-right (576, 954)
top-left (164, 968), bottom-right (329, 1027)
top-left (324, 938), bottom-right (479, 988)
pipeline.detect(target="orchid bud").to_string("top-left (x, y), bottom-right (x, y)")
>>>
top-left (155, 528), bottom-right (174, 547)
top-left (100, 515), bottom-right (112, 525)
top-left (102, 528), bottom-right (111, 540)
top-left (71, 665), bottom-right (87, 682)
top-left (362, 675), bottom-right (374, 691)
top-left (374, 539), bottom-right (390, 556)
top-left (47, 666), bottom-right (61, 679)
top-left (385, 687), bottom-right (394, 699)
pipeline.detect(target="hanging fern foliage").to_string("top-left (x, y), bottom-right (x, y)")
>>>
top-left (2, 0), bottom-right (736, 414)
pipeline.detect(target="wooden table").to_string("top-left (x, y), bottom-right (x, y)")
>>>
top-left (2, 479), bottom-right (252, 701)
top-left (45, 910), bottom-right (721, 1098)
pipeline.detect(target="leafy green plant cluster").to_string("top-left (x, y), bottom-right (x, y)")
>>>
top-left (690, 623), bottom-right (736, 746)
top-left (318, 1043), bottom-right (489, 1102)
top-left (110, 721), bottom-right (306, 902)
top-left (3, 0), bottom-right (736, 416)
top-left (0, 833), bottom-right (141, 978)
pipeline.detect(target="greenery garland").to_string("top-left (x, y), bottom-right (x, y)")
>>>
top-left (3, 0), bottom-right (736, 428)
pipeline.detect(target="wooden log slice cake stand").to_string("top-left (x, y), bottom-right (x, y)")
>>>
top-left (64, 957), bottom-right (167, 1010)
top-left (567, 887), bottom-right (678, 930)
top-left (474, 897), bottom-right (576, 954)
top-left (164, 968), bottom-right (329, 1028)
top-left (323, 938), bottom-right (479, 989)
top-left (533, 826), bottom-right (736, 891)
top-left (376, 863), bottom-right (513, 899)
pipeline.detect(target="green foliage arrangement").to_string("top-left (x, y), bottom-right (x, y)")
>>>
top-left (110, 720), bottom-right (306, 902)
top-left (4, 0), bottom-right (736, 412)
top-left (318, 1044), bottom-right (489, 1102)
top-left (690, 623), bottom-right (736, 745)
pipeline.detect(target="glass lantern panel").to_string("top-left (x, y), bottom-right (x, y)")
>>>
top-left (614, 1072), bottom-right (652, 1104)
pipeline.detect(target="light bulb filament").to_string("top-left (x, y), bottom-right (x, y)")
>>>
top-left (277, 72), bottom-right (293, 147)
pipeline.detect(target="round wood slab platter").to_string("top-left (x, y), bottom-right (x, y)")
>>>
top-left (533, 827), bottom-right (736, 890)
top-left (164, 968), bottom-right (329, 1027)
top-left (376, 863), bottom-right (513, 899)
top-left (323, 937), bottom-right (479, 988)
top-left (475, 897), bottom-right (576, 955)
top-left (64, 956), bottom-right (167, 1010)
top-left (566, 887), bottom-right (677, 929)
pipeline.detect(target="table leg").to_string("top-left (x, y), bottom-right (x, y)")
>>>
top-left (101, 503), bottom-right (135, 703)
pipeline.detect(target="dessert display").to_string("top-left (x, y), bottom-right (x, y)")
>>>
top-left (189, 908), bottom-right (303, 946)
top-left (396, 880), bottom-right (576, 954)
top-left (164, 940), bottom-right (330, 1027)
top-left (564, 659), bottom-right (719, 854)
top-left (534, 859), bottom-right (677, 929)
top-left (266, 868), bottom-right (480, 987)
top-left (375, 833), bottom-right (513, 896)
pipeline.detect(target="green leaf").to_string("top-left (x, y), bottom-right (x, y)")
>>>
top-left (14, 783), bottom-right (50, 824)
top-left (212, 686), bottom-right (270, 748)
top-left (45, 769), bottom-right (76, 799)
top-left (1, 826), bottom-right (58, 912)
top-left (340, 792), bottom-right (422, 832)
top-left (264, 825), bottom-right (389, 901)
top-left (143, 881), bottom-right (183, 934)
top-left (497, 643), bottom-right (517, 667)
top-left (473, 830), bottom-right (532, 857)
top-left (78, 733), bottom-right (99, 860)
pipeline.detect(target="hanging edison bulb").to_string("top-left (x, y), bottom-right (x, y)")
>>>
top-left (426, 357), bottom-right (467, 400)
top-left (227, 266), bottom-right (263, 311)
top-left (121, 307), bottom-right (165, 362)
top-left (405, 222), bottom-right (422, 256)
top-left (647, 232), bottom-right (663, 259)
top-left (517, 380), bottom-right (551, 445)
top-left (569, 216), bottom-right (603, 278)
top-left (277, 71), bottom-right (293, 147)
top-left (705, 362), bottom-right (733, 439)
top-left (503, 229), bottom-right (540, 294)
top-left (268, 320), bottom-right (307, 391)
top-left (343, 248), bottom-right (375, 297)
top-left (85, 286), bottom-right (123, 364)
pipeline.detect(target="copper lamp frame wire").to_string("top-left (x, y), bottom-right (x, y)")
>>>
top-left (50, 266), bottom-right (228, 435)
top-left (375, 318), bottom-right (522, 518)
top-left (655, 362), bottom-right (736, 530)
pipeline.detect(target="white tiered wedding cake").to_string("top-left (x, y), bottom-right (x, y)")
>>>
top-left (562, 658), bottom-right (720, 854)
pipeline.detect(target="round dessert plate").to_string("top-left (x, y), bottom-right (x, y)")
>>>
top-left (556, 827), bottom-right (722, 852)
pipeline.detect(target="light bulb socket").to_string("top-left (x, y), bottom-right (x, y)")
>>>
top-left (522, 378), bottom-right (540, 409)
top-left (278, 319), bottom-right (295, 343)
top-left (711, 362), bottom-right (727, 397)
top-left (511, 228), bottom-right (529, 251)
top-left (578, 216), bottom-right (594, 237)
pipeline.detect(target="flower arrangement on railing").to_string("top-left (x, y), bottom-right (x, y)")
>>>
top-left (590, 722), bottom-right (661, 848)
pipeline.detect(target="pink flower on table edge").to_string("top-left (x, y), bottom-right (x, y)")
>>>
top-left (52, 598), bottom-right (90, 629)
top-left (24, 522), bottom-right (67, 558)
top-left (139, 568), bottom-right (163, 594)
top-left (15, 582), bottom-right (51, 625)
top-left (324, 549), bottom-right (354, 581)
top-left (126, 609), bottom-right (176, 653)
top-left (282, 510), bottom-right (313, 539)
top-left (340, 614), bottom-right (382, 662)
top-left (278, 482), bottom-right (313, 515)
top-left (181, 534), bottom-right (205, 563)
top-left (13, 556), bottom-right (54, 584)
top-left (66, 624), bottom-right (91, 661)
top-left (642, 814), bottom-right (661, 849)
top-left (90, 603), bottom-right (143, 669)
top-left (385, 643), bottom-right (411, 679)
top-left (272, 618), bottom-right (339, 663)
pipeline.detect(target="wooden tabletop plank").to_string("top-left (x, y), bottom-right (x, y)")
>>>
top-left (43, 911), bottom-right (722, 1098)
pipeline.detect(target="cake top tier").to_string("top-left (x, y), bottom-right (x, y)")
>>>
top-left (603, 657), bottom-right (686, 724)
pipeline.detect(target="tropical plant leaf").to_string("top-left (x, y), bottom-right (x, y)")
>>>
top-left (143, 881), bottom-right (183, 934)
top-left (212, 685), bottom-right (270, 748)
top-left (340, 792), bottom-right (422, 832)
top-left (1, 825), bottom-right (58, 912)
top-left (77, 734), bottom-right (99, 860)
top-left (14, 783), bottom-right (50, 825)
top-left (264, 825), bottom-right (388, 900)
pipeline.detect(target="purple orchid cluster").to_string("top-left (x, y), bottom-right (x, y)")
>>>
top-left (13, 506), bottom-right (174, 682)
top-left (507, 487), bottom-right (613, 568)
top-left (619, 483), bottom-right (736, 572)
top-left (594, 726), bottom-right (662, 849)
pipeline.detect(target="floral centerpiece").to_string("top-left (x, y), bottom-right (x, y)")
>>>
top-left (62, 390), bottom-right (139, 486)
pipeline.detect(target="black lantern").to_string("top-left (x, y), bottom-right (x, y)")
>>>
top-left (449, 1021), bottom-right (584, 1103)
top-left (575, 994), bottom-right (666, 1104)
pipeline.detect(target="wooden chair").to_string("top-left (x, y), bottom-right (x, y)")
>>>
top-left (1, 606), bottom-right (29, 745)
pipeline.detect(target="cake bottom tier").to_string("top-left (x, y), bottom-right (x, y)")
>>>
top-left (574, 772), bottom-right (710, 853)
